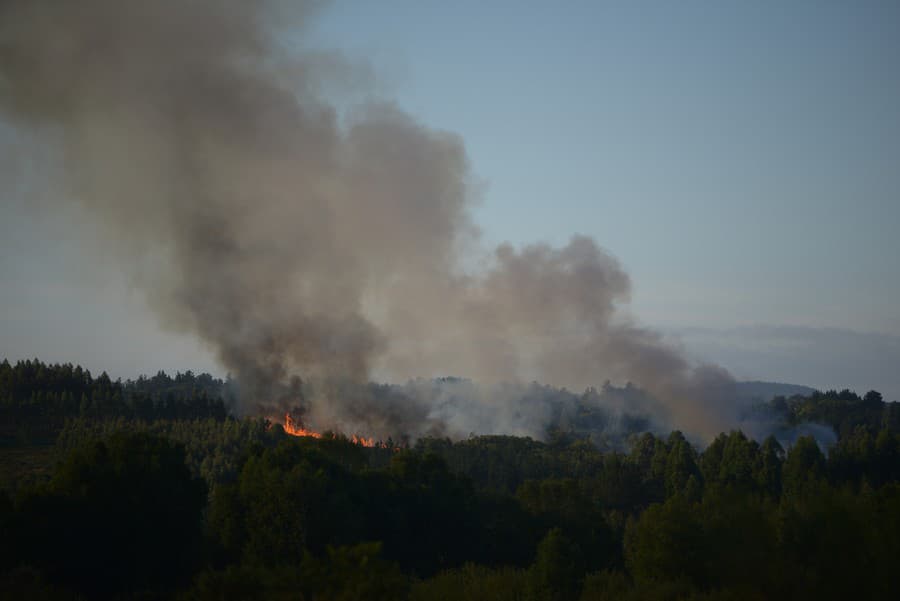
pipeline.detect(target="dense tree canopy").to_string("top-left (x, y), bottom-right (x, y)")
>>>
top-left (1, 359), bottom-right (899, 599)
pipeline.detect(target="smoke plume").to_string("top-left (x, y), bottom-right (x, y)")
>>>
top-left (0, 0), bottom-right (736, 440)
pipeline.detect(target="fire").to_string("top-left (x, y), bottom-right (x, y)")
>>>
top-left (281, 413), bottom-right (378, 447)
top-left (283, 413), bottom-right (321, 438)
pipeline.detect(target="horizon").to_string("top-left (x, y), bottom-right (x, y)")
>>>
top-left (2, 1), bottom-right (898, 401)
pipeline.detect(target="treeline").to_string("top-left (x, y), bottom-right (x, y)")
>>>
top-left (2, 360), bottom-right (900, 599)
top-left (0, 359), bottom-right (231, 444)
top-left (54, 417), bottom-right (272, 487)
top-left (2, 424), bottom-right (900, 599)
top-left (5, 359), bottom-right (900, 448)
top-left (766, 388), bottom-right (900, 438)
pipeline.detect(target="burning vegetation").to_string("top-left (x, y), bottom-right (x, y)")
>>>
top-left (280, 412), bottom-right (380, 448)
top-left (281, 413), bottom-right (322, 439)
top-left (0, 0), bottom-right (748, 445)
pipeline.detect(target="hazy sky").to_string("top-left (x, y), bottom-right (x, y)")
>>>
top-left (2, 0), bottom-right (899, 398)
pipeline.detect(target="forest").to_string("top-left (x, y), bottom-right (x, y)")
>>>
top-left (1, 358), bottom-right (899, 600)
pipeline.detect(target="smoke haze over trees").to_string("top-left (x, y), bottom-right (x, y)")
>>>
top-left (1, 359), bottom-right (900, 599)
top-left (0, 0), bottom-right (744, 442)
top-left (1, 1), bottom-right (898, 598)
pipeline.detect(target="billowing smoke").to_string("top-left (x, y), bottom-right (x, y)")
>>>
top-left (0, 0), bottom-right (737, 441)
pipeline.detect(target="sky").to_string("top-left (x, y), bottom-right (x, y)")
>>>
top-left (2, 0), bottom-right (899, 398)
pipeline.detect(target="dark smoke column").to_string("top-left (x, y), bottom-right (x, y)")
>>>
top-left (0, 0), bottom-right (736, 439)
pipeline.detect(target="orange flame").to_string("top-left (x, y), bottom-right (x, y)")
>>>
top-left (283, 413), bottom-right (321, 438)
top-left (350, 434), bottom-right (376, 447)
top-left (281, 413), bottom-right (378, 447)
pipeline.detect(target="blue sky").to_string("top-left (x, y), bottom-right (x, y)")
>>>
top-left (2, 0), bottom-right (899, 397)
top-left (307, 0), bottom-right (900, 333)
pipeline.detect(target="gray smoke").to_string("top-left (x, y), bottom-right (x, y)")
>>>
top-left (0, 0), bottom-right (737, 440)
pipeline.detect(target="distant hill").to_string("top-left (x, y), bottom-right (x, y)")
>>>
top-left (736, 380), bottom-right (818, 403)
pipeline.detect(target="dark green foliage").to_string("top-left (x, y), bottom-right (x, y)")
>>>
top-left (413, 434), bottom-right (605, 494)
top-left (54, 415), bottom-right (272, 485)
top-left (2, 358), bottom-right (900, 600)
top-left (205, 440), bottom-right (527, 577)
top-left (216, 439), bottom-right (373, 565)
top-left (7, 433), bottom-right (207, 598)
top-left (782, 435), bottom-right (826, 496)
top-left (179, 564), bottom-right (305, 601)
top-left (516, 479), bottom-right (616, 573)
top-left (410, 564), bottom-right (531, 601)
top-left (0, 567), bottom-right (78, 601)
top-left (764, 388), bottom-right (898, 439)
top-left (0, 444), bottom-right (56, 494)
top-left (828, 425), bottom-right (900, 488)
top-left (0, 359), bottom-right (230, 445)
top-left (698, 489), bottom-right (778, 594)
top-left (664, 431), bottom-right (702, 499)
top-left (580, 569), bottom-right (633, 600)
top-left (624, 496), bottom-right (706, 587)
top-left (181, 543), bottom-right (407, 601)
top-left (299, 543), bottom-right (409, 601)
top-left (529, 528), bottom-right (584, 601)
